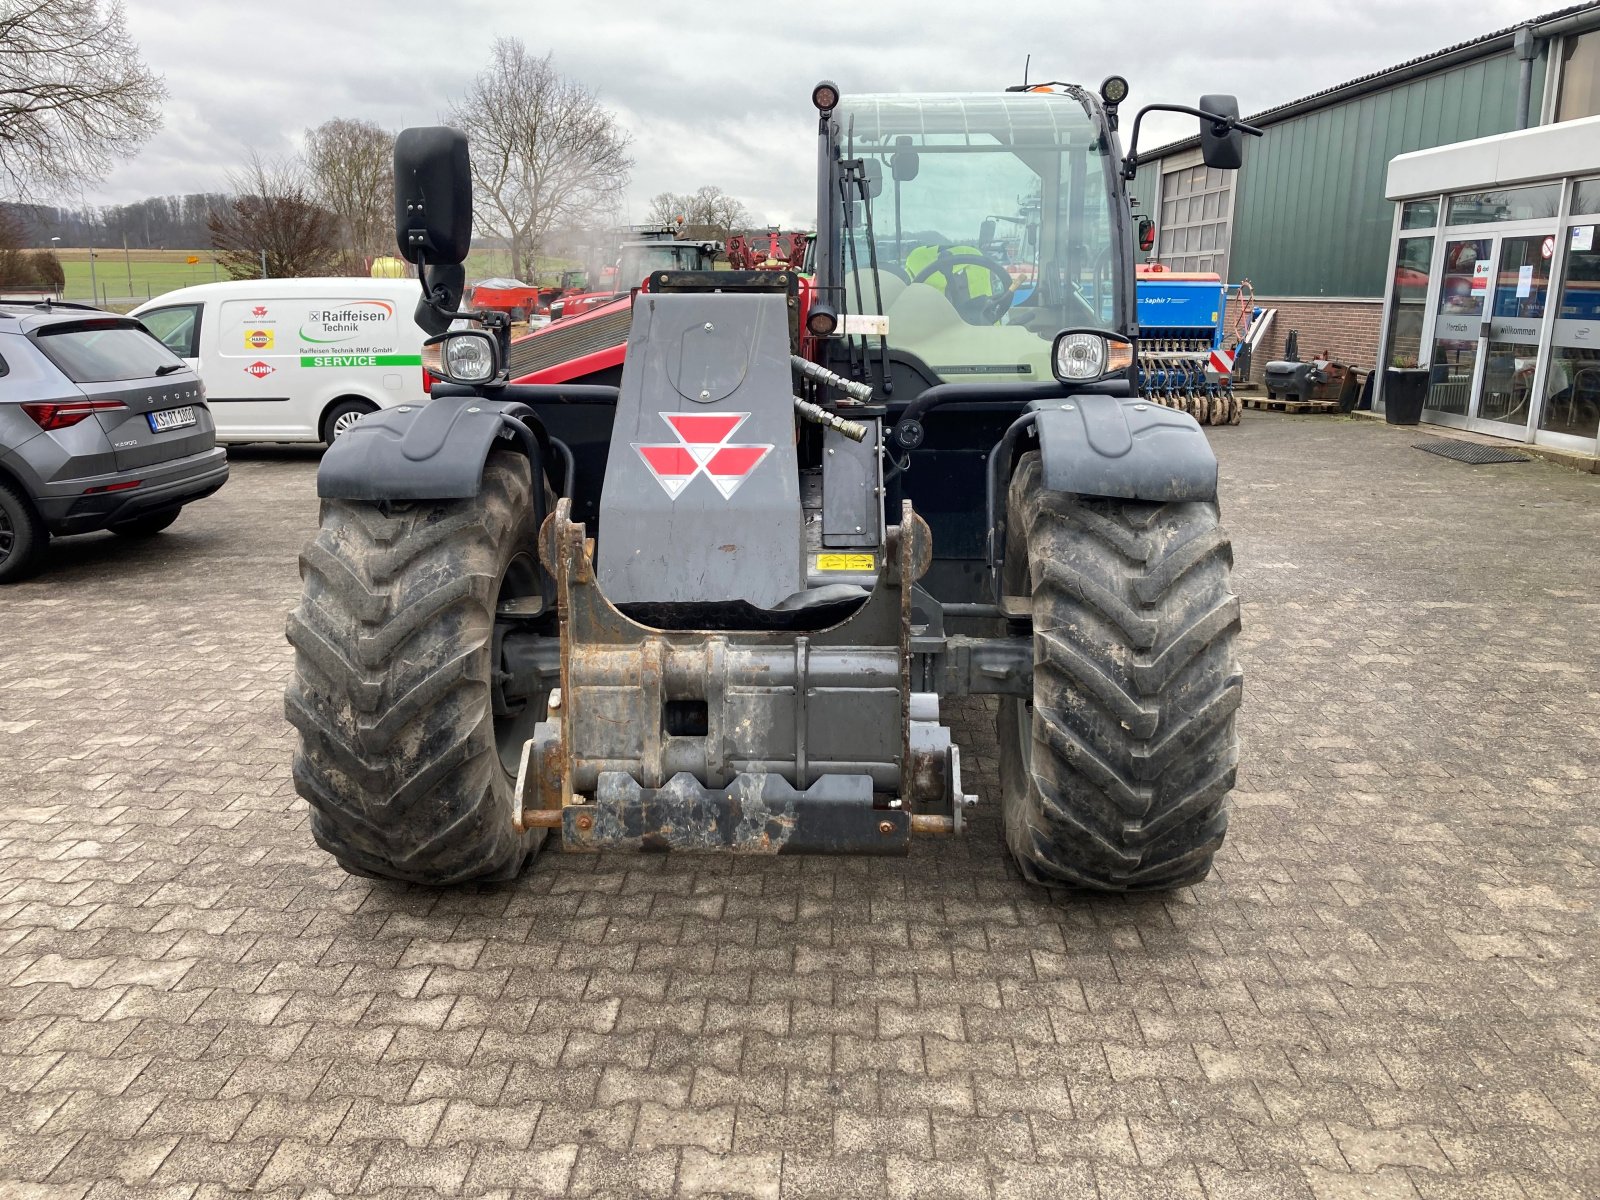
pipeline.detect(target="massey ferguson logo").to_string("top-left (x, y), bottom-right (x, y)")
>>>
top-left (244, 360), bottom-right (275, 379)
top-left (251, 305), bottom-right (268, 318)
top-left (634, 412), bottom-right (772, 499)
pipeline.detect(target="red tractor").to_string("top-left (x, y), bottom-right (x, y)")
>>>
top-left (545, 229), bottom-right (718, 323)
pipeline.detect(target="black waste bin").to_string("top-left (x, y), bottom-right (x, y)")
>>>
top-left (1383, 367), bottom-right (1429, 425)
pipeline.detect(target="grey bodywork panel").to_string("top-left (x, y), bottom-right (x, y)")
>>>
top-left (317, 394), bottom-right (523, 501)
top-left (598, 292), bottom-right (803, 609)
top-left (821, 421), bottom-right (882, 549)
top-left (1032, 393), bottom-right (1218, 502)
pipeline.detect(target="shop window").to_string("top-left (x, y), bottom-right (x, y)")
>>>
top-left (1543, 221), bottom-right (1600, 441)
top-left (1426, 238), bottom-right (1492, 416)
top-left (1383, 236), bottom-right (1434, 367)
top-left (1571, 177), bottom-right (1600, 216)
top-left (1446, 185), bottom-right (1561, 225)
top-left (1401, 199), bottom-right (1439, 230)
top-left (1556, 30), bottom-right (1600, 123)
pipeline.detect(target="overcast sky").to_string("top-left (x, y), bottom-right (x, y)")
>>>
top-left (83, 0), bottom-right (1554, 227)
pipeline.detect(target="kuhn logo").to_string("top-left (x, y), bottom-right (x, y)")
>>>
top-left (245, 361), bottom-right (275, 379)
top-left (634, 412), bottom-right (772, 500)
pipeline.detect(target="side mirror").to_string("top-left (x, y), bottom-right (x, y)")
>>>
top-left (862, 157), bottom-right (883, 198)
top-left (891, 135), bottom-right (919, 182)
top-left (979, 219), bottom-right (996, 249)
top-left (1198, 94), bottom-right (1245, 171)
top-left (1137, 216), bottom-right (1156, 252)
top-left (394, 126), bottom-right (473, 266)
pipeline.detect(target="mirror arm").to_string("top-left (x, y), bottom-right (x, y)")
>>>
top-left (416, 251), bottom-right (515, 376)
top-left (1120, 103), bottom-right (1264, 180)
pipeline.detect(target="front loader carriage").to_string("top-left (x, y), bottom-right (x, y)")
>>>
top-left (285, 79), bottom-right (1260, 891)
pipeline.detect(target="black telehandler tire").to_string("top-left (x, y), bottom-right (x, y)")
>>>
top-left (285, 450), bottom-right (548, 884)
top-left (998, 452), bottom-right (1242, 891)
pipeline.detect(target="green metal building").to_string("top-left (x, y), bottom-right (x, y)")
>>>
top-left (1131, 4), bottom-right (1600, 367)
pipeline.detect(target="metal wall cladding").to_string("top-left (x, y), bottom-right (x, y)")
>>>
top-left (1226, 49), bottom-right (1546, 298)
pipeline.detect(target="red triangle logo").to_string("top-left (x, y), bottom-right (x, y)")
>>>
top-left (633, 411), bottom-right (773, 500)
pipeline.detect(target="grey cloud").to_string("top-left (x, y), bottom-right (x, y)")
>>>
top-left (82, 0), bottom-right (1546, 226)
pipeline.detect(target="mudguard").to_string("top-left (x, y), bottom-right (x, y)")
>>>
top-left (317, 394), bottom-right (531, 501)
top-left (1031, 393), bottom-right (1218, 503)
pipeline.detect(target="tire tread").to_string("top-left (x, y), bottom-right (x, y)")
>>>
top-left (1000, 452), bottom-right (1241, 891)
top-left (284, 451), bottom-right (538, 884)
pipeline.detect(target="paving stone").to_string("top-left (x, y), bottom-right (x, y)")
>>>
top-left (1, 417), bottom-right (1597, 1199)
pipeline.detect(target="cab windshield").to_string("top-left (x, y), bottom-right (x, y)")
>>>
top-left (618, 241), bottom-right (711, 286)
top-left (834, 91), bottom-right (1118, 383)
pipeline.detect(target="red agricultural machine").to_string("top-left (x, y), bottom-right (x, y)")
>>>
top-left (725, 228), bottom-right (810, 271)
top-left (546, 229), bottom-right (719, 323)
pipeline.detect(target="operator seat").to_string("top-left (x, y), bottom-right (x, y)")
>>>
top-left (843, 267), bottom-right (907, 315)
top-left (884, 281), bottom-right (1055, 381)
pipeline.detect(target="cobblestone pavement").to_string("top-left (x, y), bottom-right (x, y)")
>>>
top-left (2, 414), bottom-right (1598, 1200)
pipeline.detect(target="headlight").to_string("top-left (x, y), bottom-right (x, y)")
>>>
top-left (1051, 330), bottom-right (1135, 384)
top-left (442, 331), bottom-right (498, 383)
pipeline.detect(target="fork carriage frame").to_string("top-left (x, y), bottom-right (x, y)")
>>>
top-left (510, 495), bottom-right (994, 854)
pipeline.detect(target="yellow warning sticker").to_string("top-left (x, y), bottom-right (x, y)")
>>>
top-left (816, 553), bottom-right (875, 571)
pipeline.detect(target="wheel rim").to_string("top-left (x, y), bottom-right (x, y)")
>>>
top-left (0, 505), bottom-right (12, 564)
top-left (331, 409), bottom-right (366, 438)
top-left (1015, 699), bottom-right (1033, 772)
top-left (493, 551), bottom-right (549, 777)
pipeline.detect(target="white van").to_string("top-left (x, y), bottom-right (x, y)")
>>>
top-left (131, 278), bottom-right (427, 444)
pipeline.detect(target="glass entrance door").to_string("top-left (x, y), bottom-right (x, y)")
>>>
top-left (1426, 237), bottom-right (1491, 417)
top-left (1477, 234), bottom-right (1553, 432)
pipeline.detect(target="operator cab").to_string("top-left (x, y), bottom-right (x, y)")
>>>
top-left (827, 90), bottom-right (1121, 387)
top-left (616, 235), bottom-right (718, 289)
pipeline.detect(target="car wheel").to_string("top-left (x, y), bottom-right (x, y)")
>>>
top-left (0, 480), bottom-right (48, 584)
top-left (109, 507), bottom-right (182, 537)
top-left (321, 400), bottom-right (377, 444)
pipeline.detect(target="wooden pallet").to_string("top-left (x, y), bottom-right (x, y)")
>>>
top-left (1245, 396), bottom-right (1340, 415)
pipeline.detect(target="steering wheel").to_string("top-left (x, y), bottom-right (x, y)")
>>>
top-left (910, 248), bottom-right (1015, 324)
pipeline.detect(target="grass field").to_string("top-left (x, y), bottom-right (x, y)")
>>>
top-left (50, 248), bottom-right (226, 307)
top-left (48, 246), bottom-right (579, 311)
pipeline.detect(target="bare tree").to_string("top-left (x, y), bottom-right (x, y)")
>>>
top-left (448, 39), bottom-right (632, 281)
top-left (207, 153), bottom-right (339, 280)
top-left (0, 0), bottom-right (165, 199)
top-left (645, 185), bottom-right (751, 245)
top-left (304, 117), bottom-right (393, 275)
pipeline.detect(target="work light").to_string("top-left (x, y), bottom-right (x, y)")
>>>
top-left (1052, 330), bottom-right (1134, 384)
top-left (441, 330), bottom-right (498, 384)
top-left (812, 80), bottom-right (840, 113)
top-left (806, 302), bottom-right (838, 337)
top-left (1100, 76), bottom-right (1130, 106)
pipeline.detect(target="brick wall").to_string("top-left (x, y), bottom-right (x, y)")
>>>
top-left (1223, 297), bottom-right (1385, 378)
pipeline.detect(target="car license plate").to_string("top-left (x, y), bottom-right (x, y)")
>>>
top-left (147, 406), bottom-right (196, 433)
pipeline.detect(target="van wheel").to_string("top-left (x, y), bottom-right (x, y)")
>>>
top-left (0, 480), bottom-right (48, 584)
top-left (322, 399), bottom-right (377, 444)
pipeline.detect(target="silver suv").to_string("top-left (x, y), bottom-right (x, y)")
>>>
top-left (0, 301), bottom-right (228, 582)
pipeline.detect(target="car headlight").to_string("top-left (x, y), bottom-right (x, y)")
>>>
top-left (442, 331), bottom-right (498, 384)
top-left (1051, 330), bottom-right (1134, 384)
